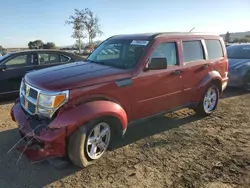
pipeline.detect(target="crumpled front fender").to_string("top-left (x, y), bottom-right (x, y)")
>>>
top-left (49, 100), bottom-right (128, 136)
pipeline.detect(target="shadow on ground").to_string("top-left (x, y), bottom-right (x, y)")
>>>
top-left (0, 110), bottom-right (202, 187)
top-left (221, 87), bottom-right (248, 99)
top-left (114, 112), bottom-right (201, 149)
top-left (0, 87), bottom-right (247, 187)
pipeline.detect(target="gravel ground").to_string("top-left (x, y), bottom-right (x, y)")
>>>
top-left (0, 89), bottom-right (249, 188)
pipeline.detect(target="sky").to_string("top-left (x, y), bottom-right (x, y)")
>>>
top-left (1, 0), bottom-right (249, 48)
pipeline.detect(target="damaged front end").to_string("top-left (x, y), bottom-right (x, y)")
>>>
top-left (11, 100), bottom-right (67, 162)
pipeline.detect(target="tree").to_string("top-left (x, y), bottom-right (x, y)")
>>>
top-left (233, 38), bottom-right (239, 43)
top-left (66, 9), bottom-right (86, 53)
top-left (66, 8), bottom-right (103, 53)
top-left (28, 41), bottom-right (35, 49)
top-left (81, 8), bottom-right (103, 52)
top-left (43, 42), bottom-right (56, 49)
top-left (28, 40), bottom-right (44, 49)
top-left (224, 32), bottom-right (231, 43)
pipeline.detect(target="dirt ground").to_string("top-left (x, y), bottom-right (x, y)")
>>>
top-left (0, 89), bottom-right (249, 188)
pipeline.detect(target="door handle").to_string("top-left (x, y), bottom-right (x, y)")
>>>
top-left (172, 69), bottom-right (184, 75)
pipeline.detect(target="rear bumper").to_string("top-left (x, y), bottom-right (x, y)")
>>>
top-left (11, 101), bottom-right (66, 161)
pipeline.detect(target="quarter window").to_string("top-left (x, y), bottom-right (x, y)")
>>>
top-left (182, 41), bottom-right (205, 62)
top-left (205, 40), bottom-right (223, 59)
top-left (150, 42), bottom-right (178, 66)
top-left (61, 55), bottom-right (70, 62)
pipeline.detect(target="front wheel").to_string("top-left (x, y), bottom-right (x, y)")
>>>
top-left (68, 118), bottom-right (113, 168)
top-left (195, 84), bottom-right (219, 116)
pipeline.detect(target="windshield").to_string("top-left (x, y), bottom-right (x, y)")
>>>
top-left (227, 45), bottom-right (250, 59)
top-left (0, 53), bottom-right (12, 62)
top-left (87, 39), bottom-right (149, 69)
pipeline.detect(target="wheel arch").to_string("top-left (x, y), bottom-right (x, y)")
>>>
top-left (49, 100), bottom-right (128, 138)
top-left (197, 70), bottom-right (223, 97)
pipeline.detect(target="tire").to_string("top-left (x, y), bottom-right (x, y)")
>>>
top-left (67, 118), bottom-right (115, 168)
top-left (195, 84), bottom-right (219, 116)
top-left (243, 71), bottom-right (250, 91)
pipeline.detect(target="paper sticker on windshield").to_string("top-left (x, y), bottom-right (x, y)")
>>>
top-left (131, 40), bottom-right (149, 46)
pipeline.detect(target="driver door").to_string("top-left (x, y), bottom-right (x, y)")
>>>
top-left (131, 40), bottom-right (184, 120)
top-left (0, 53), bottom-right (35, 94)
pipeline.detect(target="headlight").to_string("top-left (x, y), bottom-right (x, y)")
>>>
top-left (37, 91), bottom-right (69, 117)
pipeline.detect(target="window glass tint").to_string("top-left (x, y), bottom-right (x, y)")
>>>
top-left (87, 39), bottom-right (147, 69)
top-left (183, 41), bottom-right (204, 62)
top-left (96, 43), bottom-right (121, 61)
top-left (38, 53), bottom-right (60, 64)
top-left (61, 55), bottom-right (70, 62)
top-left (5, 55), bottom-right (30, 66)
top-left (205, 40), bottom-right (223, 59)
top-left (38, 54), bottom-right (49, 64)
top-left (150, 42), bottom-right (178, 66)
top-left (50, 54), bottom-right (59, 62)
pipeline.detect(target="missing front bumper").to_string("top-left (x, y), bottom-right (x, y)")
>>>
top-left (11, 101), bottom-right (67, 161)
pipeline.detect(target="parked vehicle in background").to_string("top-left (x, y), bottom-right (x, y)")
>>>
top-left (0, 50), bottom-right (84, 96)
top-left (227, 44), bottom-right (250, 91)
top-left (11, 32), bottom-right (228, 168)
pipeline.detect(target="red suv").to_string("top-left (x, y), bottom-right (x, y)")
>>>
top-left (11, 32), bottom-right (228, 168)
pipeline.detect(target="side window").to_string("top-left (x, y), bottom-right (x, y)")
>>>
top-left (182, 41), bottom-right (205, 62)
top-left (49, 54), bottom-right (60, 63)
top-left (60, 55), bottom-right (70, 62)
top-left (150, 42), bottom-right (178, 66)
top-left (38, 53), bottom-right (60, 65)
top-left (205, 40), bottom-right (223, 59)
top-left (5, 54), bottom-right (31, 67)
top-left (38, 53), bottom-right (49, 64)
top-left (96, 43), bottom-right (121, 61)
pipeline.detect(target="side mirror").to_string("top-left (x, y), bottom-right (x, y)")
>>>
top-left (147, 58), bottom-right (167, 70)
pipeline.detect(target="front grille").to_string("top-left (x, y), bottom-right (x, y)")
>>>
top-left (28, 102), bottom-right (36, 114)
top-left (29, 88), bottom-right (38, 99)
top-left (20, 82), bottom-right (39, 115)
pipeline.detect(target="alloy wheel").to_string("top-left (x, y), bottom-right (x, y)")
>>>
top-left (203, 87), bottom-right (217, 113)
top-left (86, 122), bottom-right (111, 160)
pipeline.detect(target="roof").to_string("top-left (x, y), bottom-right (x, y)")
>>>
top-left (110, 32), bottom-right (220, 40)
top-left (11, 49), bottom-right (67, 53)
top-left (3, 49), bottom-right (84, 61)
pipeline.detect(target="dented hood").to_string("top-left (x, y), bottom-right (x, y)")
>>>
top-left (25, 61), bottom-right (132, 91)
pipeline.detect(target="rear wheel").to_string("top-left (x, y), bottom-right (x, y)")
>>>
top-left (195, 84), bottom-right (219, 116)
top-left (68, 118), bottom-right (114, 168)
top-left (243, 71), bottom-right (250, 91)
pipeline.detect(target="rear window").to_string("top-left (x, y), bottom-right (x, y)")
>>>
top-left (205, 40), bottom-right (223, 59)
top-left (182, 41), bottom-right (205, 62)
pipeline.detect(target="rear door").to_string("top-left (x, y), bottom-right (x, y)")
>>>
top-left (180, 39), bottom-right (211, 102)
top-left (0, 52), bottom-right (35, 94)
top-left (34, 52), bottom-right (71, 70)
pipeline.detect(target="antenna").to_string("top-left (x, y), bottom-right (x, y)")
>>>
top-left (189, 27), bottom-right (195, 32)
